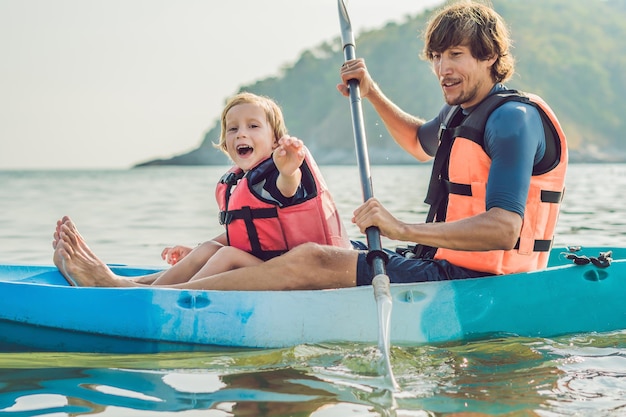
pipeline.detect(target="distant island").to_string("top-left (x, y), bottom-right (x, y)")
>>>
top-left (135, 0), bottom-right (626, 167)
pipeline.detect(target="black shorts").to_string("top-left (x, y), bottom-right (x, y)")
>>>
top-left (352, 241), bottom-right (490, 286)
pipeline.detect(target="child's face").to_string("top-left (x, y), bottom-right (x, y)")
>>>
top-left (224, 103), bottom-right (277, 171)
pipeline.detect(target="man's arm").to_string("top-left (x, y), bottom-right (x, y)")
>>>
top-left (353, 199), bottom-right (522, 251)
top-left (338, 58), bottom-right (431, 162)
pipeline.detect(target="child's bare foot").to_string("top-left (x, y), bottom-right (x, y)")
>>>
top-left (52, 216), bottom-right (133, 287)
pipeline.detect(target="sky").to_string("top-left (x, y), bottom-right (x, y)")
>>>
top-left (0, 0), bottom-right (442, 169)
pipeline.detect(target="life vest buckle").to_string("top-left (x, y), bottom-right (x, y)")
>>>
top-left (220, 171), bottom-right (242, 185)
top-left (219, 211), bottom-right (233, 225)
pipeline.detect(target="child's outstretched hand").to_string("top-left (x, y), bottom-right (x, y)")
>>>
top-left (161, 245), bottom-right (192, 266)
top-left (273, 135), bottom-right (305, 198)
top-left (273, 135), bottom-right (305, 176)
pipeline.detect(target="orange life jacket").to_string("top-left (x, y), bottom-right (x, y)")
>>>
top-left (425, 90), bottom-right (568, 275)
top-left (216, 148), bottom-right (351, 260)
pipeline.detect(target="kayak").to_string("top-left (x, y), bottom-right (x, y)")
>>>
top-left (0, 246), bottom-right (624, 353)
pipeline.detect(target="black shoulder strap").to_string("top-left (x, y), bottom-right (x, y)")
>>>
top-left (454, 90), bottom-right (528, 147)
top-left (456, 89), bottom-right (561, 175)
top-left (412, 108), bottom-right (463, 259)
top-left (218, 169), bottom-right (245, 225)
top-left (423, 105), bottom-right (465, 222)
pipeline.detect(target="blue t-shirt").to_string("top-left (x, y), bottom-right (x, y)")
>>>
top-left (417, 84), bottom-right (546, 218)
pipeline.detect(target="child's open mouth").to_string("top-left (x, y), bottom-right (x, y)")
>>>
top-left (237, 145), bottom-right (253, 156)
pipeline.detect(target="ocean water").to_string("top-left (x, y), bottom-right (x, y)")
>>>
top-left (1, 164), bottom-right (626, 416)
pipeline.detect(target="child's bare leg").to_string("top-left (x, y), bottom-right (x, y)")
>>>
top-left (130, 271), bottom-right (166, 285)
top-left (151, 241), bottom-right (224, 285)
top-left (190, 246), bottom-right (262, 281)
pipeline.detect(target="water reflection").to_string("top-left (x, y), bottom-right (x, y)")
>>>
top-left (0, 365), bottom-right (395, 416)
top-left (1, 334), bottom-right (626, 415)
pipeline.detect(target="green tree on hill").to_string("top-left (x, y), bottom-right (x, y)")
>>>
top-left (137, 0), bottom-right (626, 167)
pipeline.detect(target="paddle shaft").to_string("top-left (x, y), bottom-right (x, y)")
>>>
top-left (339, 19), bottom-right (386, 277)
top-left (345, 78), bottom-right (386, 276)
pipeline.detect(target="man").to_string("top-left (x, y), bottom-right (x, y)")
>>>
top-left (53, 2), bottom-right (567, 289)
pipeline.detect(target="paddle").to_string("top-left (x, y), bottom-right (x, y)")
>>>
top-left (337, 0), bottom-right (398, 390)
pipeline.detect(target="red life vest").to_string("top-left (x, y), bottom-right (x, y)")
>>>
top-left (215, 148), bottom-right (352, 260)
top-left (424, 90), bottom-right (568, 275)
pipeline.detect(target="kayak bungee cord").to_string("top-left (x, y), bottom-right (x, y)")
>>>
top-left (337, 0), bottom-right (399, 391)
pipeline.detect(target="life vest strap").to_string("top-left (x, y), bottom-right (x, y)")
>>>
top-left (513, 238), bottom-right (552, 252)
top-left (445, 180), bottom-right (563, 205)
top-left (243, 206), bottom-right (275, 257)
top-left (219, 207), bottom-right (278, 225)
top-left (444, 180), bottom-right (472, 196)
top-left (541, 190), bottom-right (563, 203)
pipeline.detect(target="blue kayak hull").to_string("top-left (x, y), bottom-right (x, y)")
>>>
top-left (1, 247), bottom-right (624, 353)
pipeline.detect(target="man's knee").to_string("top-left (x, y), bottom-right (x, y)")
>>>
top-left (288, 242), bottom-right (329, 264)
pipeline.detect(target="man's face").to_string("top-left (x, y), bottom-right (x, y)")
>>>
top-left (431, 45), bottom-right (496, 108)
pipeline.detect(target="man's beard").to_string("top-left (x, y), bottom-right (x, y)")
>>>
top-left (443, 83), bottom-right (480, 106)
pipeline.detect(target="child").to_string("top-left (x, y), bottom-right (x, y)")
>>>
top-left (139, 92), bottom-right (351, 285)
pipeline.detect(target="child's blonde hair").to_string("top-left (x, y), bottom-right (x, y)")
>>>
top-left (214, 92), bottom-right (288, 155)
